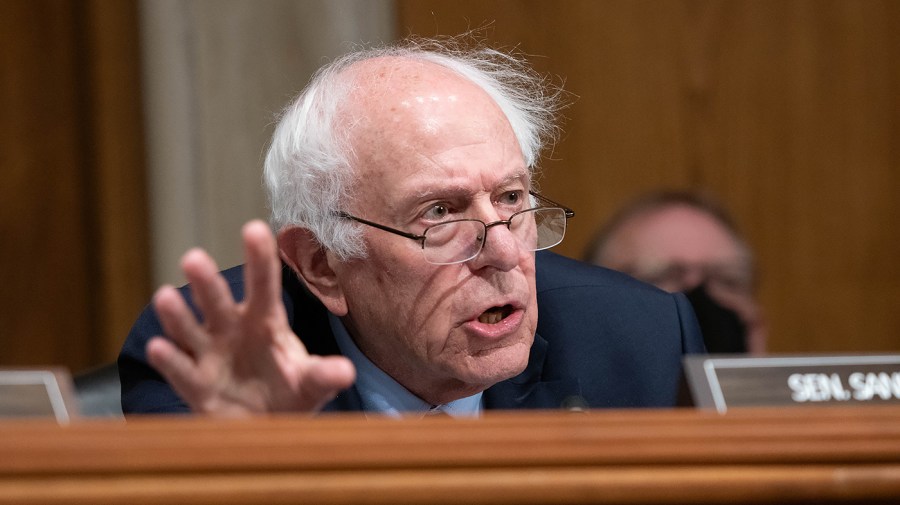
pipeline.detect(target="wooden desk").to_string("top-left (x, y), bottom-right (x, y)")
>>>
top-left (2, 406), bottom-right (899, 504)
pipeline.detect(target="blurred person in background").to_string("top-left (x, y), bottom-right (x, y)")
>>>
top-left (584, 190), bottom-right (766, 354)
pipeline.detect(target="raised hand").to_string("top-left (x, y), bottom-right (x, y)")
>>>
top-left (145, 220), bottom-right (356, 416)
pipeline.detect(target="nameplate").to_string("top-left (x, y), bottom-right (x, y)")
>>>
top-left (682, 355), bottom-right (900, 412)
top-left (0, 368), bottom-right (78, 423)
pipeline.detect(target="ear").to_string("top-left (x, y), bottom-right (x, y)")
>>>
top-left (277, 227), bottom-right (348, 316)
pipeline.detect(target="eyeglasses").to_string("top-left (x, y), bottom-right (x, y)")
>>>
top-left (337, 191), bottom-right (575, 265)
top-left (630, 261), bottom-right (754, 296)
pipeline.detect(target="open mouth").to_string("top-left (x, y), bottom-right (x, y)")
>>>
top-left (477, 304), bottom-right (514, 324)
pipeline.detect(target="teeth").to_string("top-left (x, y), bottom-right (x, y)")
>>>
top-left (479, 312), bottom-right (502, 324)
top-left (478, 306), bottom-right (510, 324)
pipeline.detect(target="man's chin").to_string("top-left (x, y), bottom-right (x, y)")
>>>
top-left (462, 344), bottom-right (531, 384)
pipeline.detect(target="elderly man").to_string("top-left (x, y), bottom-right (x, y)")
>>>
top-left (119, 40), bottom-right (704, 416)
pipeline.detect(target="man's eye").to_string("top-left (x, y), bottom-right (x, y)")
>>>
top-left (500, 191), bottom-right (523, 205)
top-left (423, 204), bottom-right (450, 220)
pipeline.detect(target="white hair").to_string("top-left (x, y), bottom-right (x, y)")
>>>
top-left (263, 37), bottom-right (564, 260)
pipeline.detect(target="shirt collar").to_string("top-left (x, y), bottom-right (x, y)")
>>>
top-left (328, 313), bottom-right (481, 418)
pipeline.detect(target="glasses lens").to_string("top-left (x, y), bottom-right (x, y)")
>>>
top-left (421, 208), bottom-right (567, 265)
top-left (422, 220), bottom-right (485, 265)
top-left (511, 207), bottom-right (566, 250)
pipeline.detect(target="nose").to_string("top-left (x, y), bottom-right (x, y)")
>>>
top-left (468, 220), bottom-right (521, 271)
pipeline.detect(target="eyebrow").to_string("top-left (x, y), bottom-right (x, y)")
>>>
top-left (497, 171), bottom-right (532, 190)
top-left (410, 170), bottom-right (532, 200)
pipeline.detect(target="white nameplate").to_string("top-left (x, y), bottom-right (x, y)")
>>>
top-left (682, 354), bottom-right (900, 413)
top-left (0, 368), bottom-right (78, 423)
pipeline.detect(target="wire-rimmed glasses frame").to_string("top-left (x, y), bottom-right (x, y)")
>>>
top-left (336, 191), bottom-right (575, 265)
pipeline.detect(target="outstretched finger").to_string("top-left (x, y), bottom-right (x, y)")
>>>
top-left (295, 355), bottom-right (357, 411)
top-left (154, 284), bottom-right (208, 352)
top-left (242, 220), bottom-right (285, 321)
top-left (146, 336), bottom-right (208, 410)
top-left (181, 248), bottom-right (238, 334)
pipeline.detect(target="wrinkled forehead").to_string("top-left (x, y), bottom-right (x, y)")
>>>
top-left (340, 56), bottom-right (508, 132)
top-left (337, 56), bottom-right (518, 175)
top-left (340, 56), bottom-right (480, 112)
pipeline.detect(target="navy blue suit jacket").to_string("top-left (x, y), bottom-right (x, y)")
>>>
top-left (119, 251), bottom-right (705, 414)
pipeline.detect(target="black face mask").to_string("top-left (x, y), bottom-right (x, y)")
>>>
top-left (684, 284), bottom-right (747, 353)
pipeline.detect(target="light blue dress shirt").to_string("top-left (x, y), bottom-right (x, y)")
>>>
top-left (329, 313), bottom-right (482, 418)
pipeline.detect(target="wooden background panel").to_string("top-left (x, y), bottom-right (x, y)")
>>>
top-left (81, 0), bottom-right (152, 360)
top-left (0, 1), bottom-right (149, 370)
top-left (697, 1), bottom-right (900, 354)
top-left (396, 0), bottom-right (900, 354)
top-left (2, 0), bottom-right (897, 372)
top-left (0, 1), bottom-right (93, 368)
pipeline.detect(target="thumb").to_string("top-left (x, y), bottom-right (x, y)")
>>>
top-left (292, 355), bottom-right (356, 411)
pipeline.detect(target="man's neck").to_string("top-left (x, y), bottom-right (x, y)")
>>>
top-left (328, 313), bottom-right (482, 417)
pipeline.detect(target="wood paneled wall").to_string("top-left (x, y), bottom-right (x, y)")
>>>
top-left (397, 0), bottom-right (900, 354)
top-left (0, 1), bottom-right (149, 370)
top-left (2, 1), bottom-right (897, 372)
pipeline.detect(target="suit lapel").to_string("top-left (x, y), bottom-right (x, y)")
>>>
top-left (483, 332), bottom-right (582, 410)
